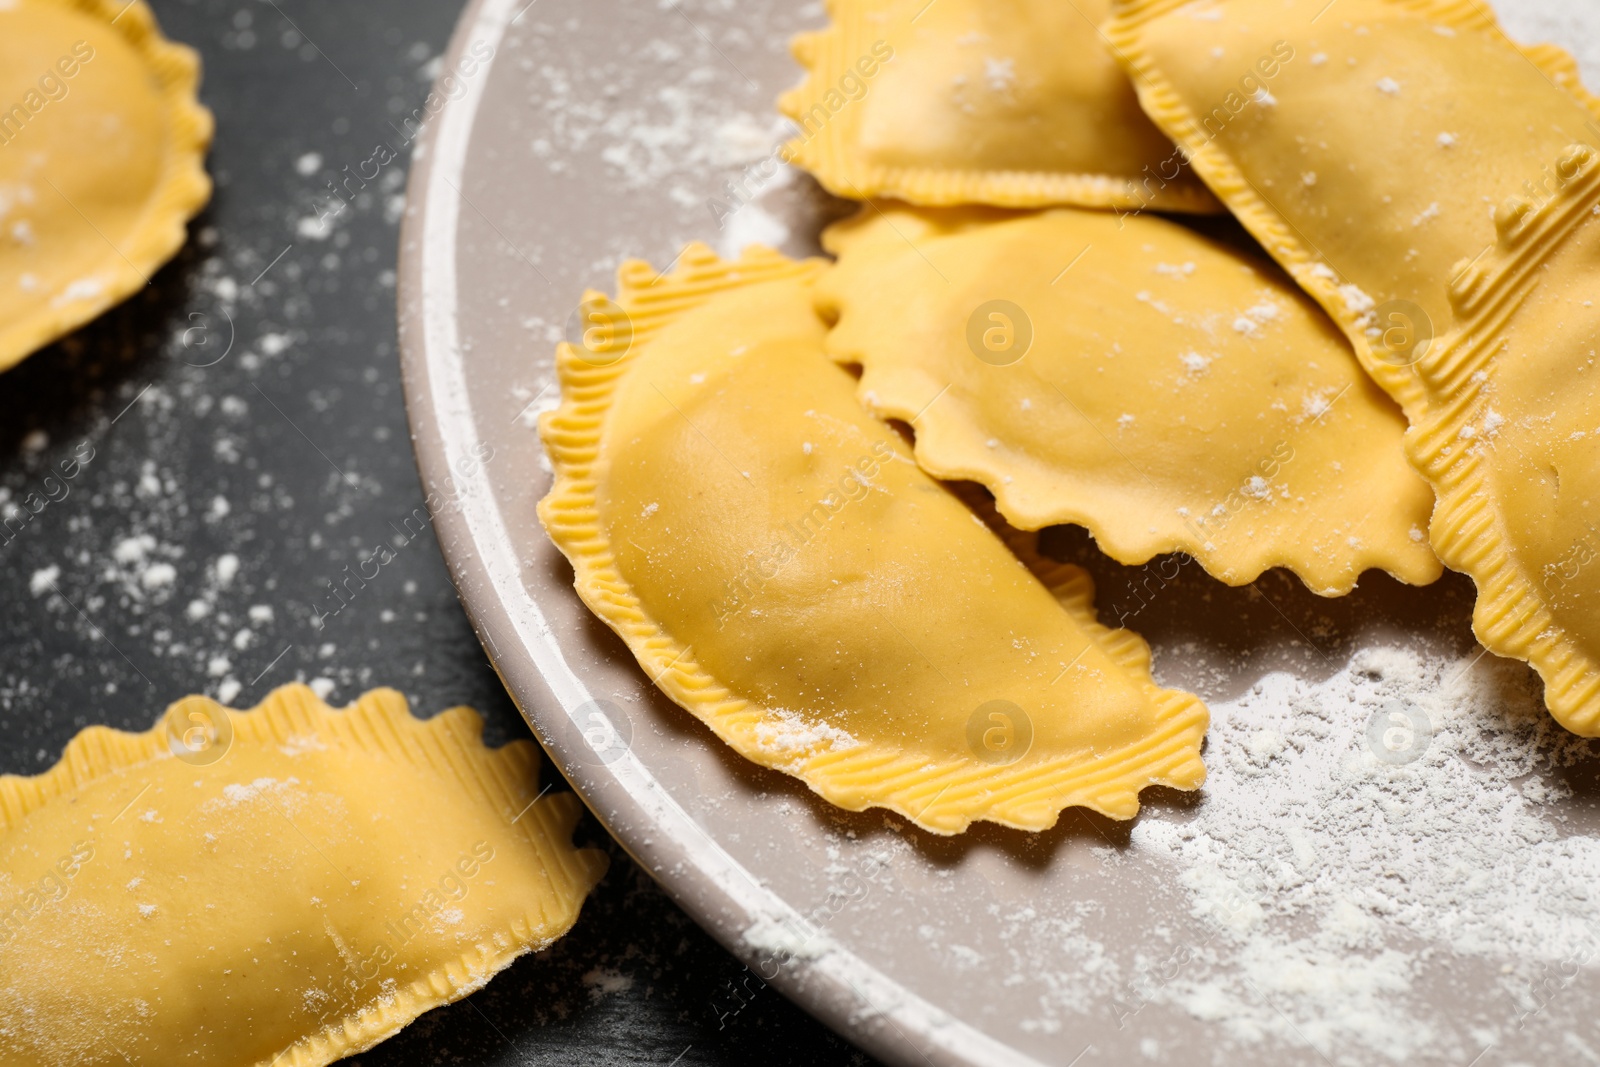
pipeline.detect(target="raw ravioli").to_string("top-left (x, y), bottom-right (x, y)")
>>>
top-left (818, 204), bottom-right (1441, 595)
top-left (779, 0), bottom-right (1218, 212)
top-left (0, 685), bottom-right (606, 1066)
top-left (0, 0), bottom-right (213, 373)
top-left (1105, 0), bottom-right (1600, 414)
top-left (538, 245), bottom-right (1209, 834)
top-left (1408, 147), bottom-right (1600, 735)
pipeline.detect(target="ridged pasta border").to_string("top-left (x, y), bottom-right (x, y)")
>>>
top-left (1405, 147), bottom-right (1600, 736)
top-left (536, 243), bottom-right (1208, 835)
top-left (1104, 0), bottom-right (1600, 419)
top-left (0, 683), bottom-right (606, 1067)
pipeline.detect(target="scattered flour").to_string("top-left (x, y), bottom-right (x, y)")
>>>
top-left (743, 913), bottom-right (838, 962)
top-left (219, 776), bottom-right (299, 805)
top-left (582, 967), bottom-right (636, 998)
top-left (28, 565), bottom-right (59, 597)
top-left (752, 708), bottom-right (860, 765)
top-left (1129, 645), bottom-right (1600, 1064)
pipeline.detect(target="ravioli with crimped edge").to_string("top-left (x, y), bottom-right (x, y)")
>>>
top-left (0, 0), bottom-right (212, 374)
top-left (0, 685), bottom-right (606, 1067)
top-left (779, 0), bottom-right (1218, 212)
top-left (1105, 0), bottom-right (1600, 416)
top-left (817, 203), bottom-right (1441, 596)
top-left (1407, 146), bottom-right (1600, 736)
top-left (538, 244), bottom-right (1209, 834)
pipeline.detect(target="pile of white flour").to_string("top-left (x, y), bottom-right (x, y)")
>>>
top-left (1132, 644), bottom-right (1600, 1063)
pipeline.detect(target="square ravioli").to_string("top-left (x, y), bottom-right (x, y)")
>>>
top-left (539, 245), bottom-right (1209, 834)
top-left (779, 0), bottom-right (1219, 211)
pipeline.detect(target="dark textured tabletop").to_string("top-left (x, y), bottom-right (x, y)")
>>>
top-left (0, 2), bottom-right (874, 1063)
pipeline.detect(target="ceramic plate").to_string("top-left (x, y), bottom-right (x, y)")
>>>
top-left (398, 2), bottom-right (1600, 1063)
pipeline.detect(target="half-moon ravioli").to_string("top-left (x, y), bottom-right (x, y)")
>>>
top-left (0, 0), bottom-right (213, 374)
top-left (1408, 146), bottom-right (1600, 736)
top-left (538, 245), bottom-right (1208, 834)
top-left (778, 0), bottom-right (1219, 212)
top-left (816, 204), bottom-right (1441, 595)
top-left (0, 685), bottom-right (606, 1067)
top-left (1105, 0), bottom-right (1600, 415)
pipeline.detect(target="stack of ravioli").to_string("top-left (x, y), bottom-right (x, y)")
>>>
top-left (540, 0), bottom-right (1600, 834)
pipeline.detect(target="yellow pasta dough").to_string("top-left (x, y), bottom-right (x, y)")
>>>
top-left (1408, 146), bottom-right (1600, 736)
top-left (1106, 0), bottom-right (1600, 415)
top-left (778, 0), bottom-right (1218, 212)
top-left (0, 685), bottom-right (606, 1066)
top-left (0, 0), bottom-right (212, 373)
top-left (817, 204), bottom-right (1441, 595)
top-left (538, 245), bottom-right (1208, 834)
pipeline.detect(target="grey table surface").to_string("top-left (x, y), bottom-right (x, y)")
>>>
top-left (0, 1), bottom-right (873, 1063)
